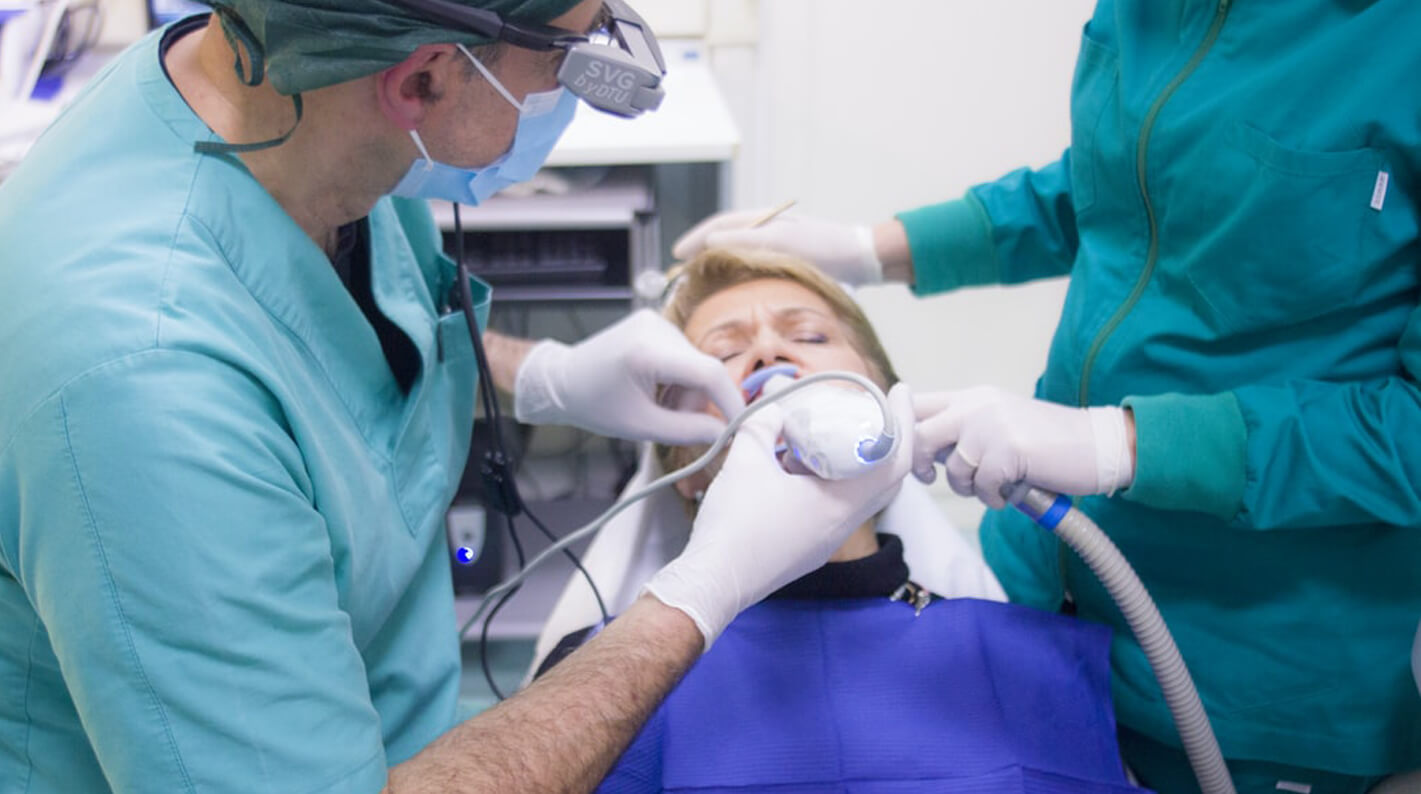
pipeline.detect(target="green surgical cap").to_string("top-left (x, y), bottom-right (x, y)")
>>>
top-left (207, 0), bottom-right (584, 95)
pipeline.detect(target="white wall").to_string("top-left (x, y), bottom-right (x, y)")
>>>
top-left (706, 0), bottom-right (1095, 532)
top-left (96, 0), bottom-right (148, 46)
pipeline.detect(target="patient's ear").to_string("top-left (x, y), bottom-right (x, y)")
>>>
top-left (674, 470), bottom-right (712, 501)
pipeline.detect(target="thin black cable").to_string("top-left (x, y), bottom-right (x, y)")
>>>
top-left (479, 583), bottom-right (520, 701)
top-left (501, 502), bottom-right (527, 568)
top-left (480, 492), bottom-right (524, 703)
top-left (451, 202), bottom-right (610, 699)
top-left (525, 509), bottom-right (609, 621)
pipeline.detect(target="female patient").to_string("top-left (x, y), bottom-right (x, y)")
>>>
top-left (539, 249), bottom-right (1148, 793)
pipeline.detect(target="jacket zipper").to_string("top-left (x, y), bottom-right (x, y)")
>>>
top-left (1075, 0), bottom-right (1233, 407)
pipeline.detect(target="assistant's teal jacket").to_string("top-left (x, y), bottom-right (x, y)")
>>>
top-left (899, 0), bottom-right (1421, 774)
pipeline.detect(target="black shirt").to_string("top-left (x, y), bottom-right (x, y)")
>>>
top-left (534, 534), bottom-right (933, 678)
top-left (329, 220), bottom-right (421, 393)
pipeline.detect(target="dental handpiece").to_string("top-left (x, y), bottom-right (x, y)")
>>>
top-left (740, 364), bottom-right (895, 480)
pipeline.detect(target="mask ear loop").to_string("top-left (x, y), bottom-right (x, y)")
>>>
top-left (456, 43), bottom-right (523, 111)
top-left (407, 130), bottom-right (436, 173)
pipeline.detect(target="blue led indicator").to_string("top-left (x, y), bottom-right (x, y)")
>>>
top-left (455, 546), bottom-right (477, 565)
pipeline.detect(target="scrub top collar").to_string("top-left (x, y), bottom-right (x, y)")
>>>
top-left (138, 20), bottom-right (456, 431)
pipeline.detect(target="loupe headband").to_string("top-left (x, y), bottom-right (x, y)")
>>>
top-left (389, 0), bottom-right (666, 117)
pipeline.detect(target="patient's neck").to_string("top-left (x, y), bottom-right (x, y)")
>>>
top-left (827, 522), bottom-right (880, 563)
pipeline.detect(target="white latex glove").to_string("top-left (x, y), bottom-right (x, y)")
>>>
top-left (514, 309), bottom-right (745, 445)
top-left (912, 387), bottom-right (1134, 510)
top-left (645, 383), bottom-right (916, 648)
top-left (671, 208), bottom-right (883, 286)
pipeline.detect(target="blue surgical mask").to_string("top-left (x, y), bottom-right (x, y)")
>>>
top-left (390, 44), bottom-right (579, 205)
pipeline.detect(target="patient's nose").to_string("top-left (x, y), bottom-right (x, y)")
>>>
top-left (746, 338), bottom-right (797, 375)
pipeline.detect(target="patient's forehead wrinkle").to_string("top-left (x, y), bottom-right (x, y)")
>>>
top-left (694, 305), bottom-right (834, 345)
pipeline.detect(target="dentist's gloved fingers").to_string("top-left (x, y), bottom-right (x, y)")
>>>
top-left (943, 444), bottom-right (980, 499)
top-left (812, 382), bottom-right (915, 523)
top-left (911, 391), bottom-right (954, 419)
top-left (639, 342), bottom-right (746, 426)
top-left (647, 387), bottom-right (914, 649)
top-left (910, 384), bottom-right (1136, 508)
top-left (724, 399), bottom-right (784, 456)
top-left (913, 442), bottom-right (954, 485)
top-left (911, 391), bottom-right (968, 484)
top-left (643, 402), bottom-right (790, 646)
top-left (672, 209), bottom-right (883, 286)
top-left (514, 309), bottom-right (745, 445)
top-left (946, 444), bottom-right (1015, 510)
top-left (636, 406), bottom-right (730, 447)
top-left (671, 209), bottom-right (772, 260)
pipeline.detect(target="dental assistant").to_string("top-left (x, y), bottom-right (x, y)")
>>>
top-left (0, 1), bottom-right (917, 791)
top-left (676, 2), bottom-right (1421, 792)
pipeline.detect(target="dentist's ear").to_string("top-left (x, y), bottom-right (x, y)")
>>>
top-left (376, 44), bottom-right (457, 130)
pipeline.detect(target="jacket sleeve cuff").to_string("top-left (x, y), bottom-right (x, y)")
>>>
top-left (1120, 391), bottom-right (1247, 520)
top-left (896, 194), bottom-right (999, 296)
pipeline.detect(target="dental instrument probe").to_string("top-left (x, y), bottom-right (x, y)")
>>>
top-left (749, 198), bottom-right (797, 228)
top-left (634, 200), bottom-right (800, 303)
top-left (1007, 485), bottom-right (1235, 794)
top-left (457, 370), bottom-right (896, 643)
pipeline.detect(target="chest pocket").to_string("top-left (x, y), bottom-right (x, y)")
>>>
top-left (1183, 123), bottom-right (1386, 336)
top-left (1069, 27), bottom-right (1119, 217)
top-left (386, 257), bottom-right (483, 542)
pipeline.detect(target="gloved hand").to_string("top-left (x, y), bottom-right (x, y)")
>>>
top-left (911, 387), bottom-right (1134, 509)
top-left (645, 383), bottom-right (916, 648)
top-left (671, 208), bottom-right (883, 286)
top-left (514, 309), bottom-right (745, 445)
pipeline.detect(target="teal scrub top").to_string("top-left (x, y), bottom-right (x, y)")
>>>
top-left (0, 24), bottom-right (487, 793)
top-left (898, 0), bottom-right (1421, 775)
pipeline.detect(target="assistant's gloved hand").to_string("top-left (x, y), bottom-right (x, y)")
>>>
top-left (514, 309), bottom-right (745, 445)
top-left (671, 208), bottom-right (883, 286)
top-left (911, 387), bottom-right (1134, 509)
top-left (645, 384), bottom-right (916, 648)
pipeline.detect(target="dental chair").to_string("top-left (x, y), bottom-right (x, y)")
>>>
top-left (526, 443), bottom-right (1007, 682)
top-left (524, 446), bottom-right (1421, 794)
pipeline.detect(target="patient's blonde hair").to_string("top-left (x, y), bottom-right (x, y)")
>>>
top-left (656, 248), bottom-right (900, 504)
top-left (662, 248), bottom-right (899, 387)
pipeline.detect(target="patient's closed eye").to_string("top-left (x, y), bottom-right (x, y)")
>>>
top-left (785, 320), bottom-right (831, 345)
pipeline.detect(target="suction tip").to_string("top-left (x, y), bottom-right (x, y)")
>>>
top-left (740, 363), bottom-right (799, 402)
